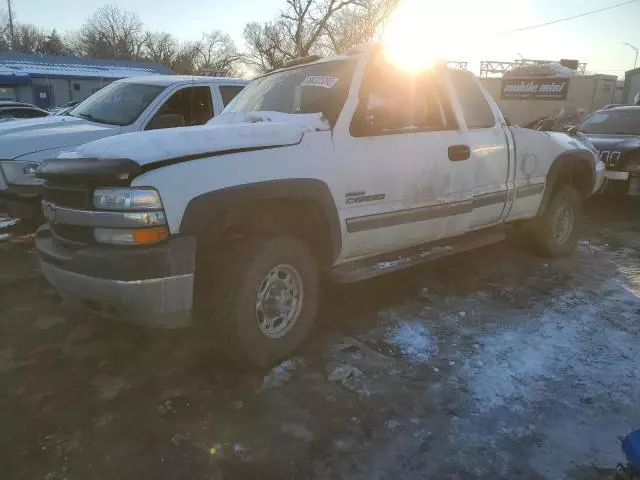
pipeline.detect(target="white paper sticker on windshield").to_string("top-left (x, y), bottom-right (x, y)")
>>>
top-left (301, 76), bottom-right (339, 89)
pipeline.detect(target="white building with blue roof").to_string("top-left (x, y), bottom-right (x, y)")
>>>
top-left (0, 52), bottom-right (173, 109)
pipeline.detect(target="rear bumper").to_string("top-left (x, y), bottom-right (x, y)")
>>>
top-left (36, 225), bottom-right (196, 329)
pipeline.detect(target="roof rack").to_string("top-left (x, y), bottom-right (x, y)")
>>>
top-left (281, 55), bottom-right (322, 69)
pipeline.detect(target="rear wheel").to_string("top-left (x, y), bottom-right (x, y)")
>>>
top-left (203, 236), bottom-right (319, 367)
top-left (531, 185), bottom-right (582, 257)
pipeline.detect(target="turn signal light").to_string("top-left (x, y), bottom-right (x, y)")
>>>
top-left (132, 227), bottom-right (168, 245)
top-left (94, 226), bottom-right (168, 245)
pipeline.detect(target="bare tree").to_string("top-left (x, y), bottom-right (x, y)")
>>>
top-left (40, 29), bottom-right (66, 55)
top-left (280, 0), bottom-right (360, 57)
top-left (144, 30), bottom-right (243, 76)
top-left (0, 10), bottom-right (10, 50)
top-left (243, 0), bottom-right (395, 74)
top-left (145, 31), bottom-right (181, 66)
top-left (12, 24), bottom-right (46, 53)
top-left (195, 30), bottom-right (244, 76)
top-left (144, 33), bottom-right (200, 75)
top-left (324, 0), bottom-right (399, 54)
top-left (73, 5), bottom-right (148, 60)
top-left (244, 21), bottom-right (291, 73)
top-left (171, 42), bottom-right (201, 74)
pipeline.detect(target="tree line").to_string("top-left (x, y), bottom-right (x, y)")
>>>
top-left (0, 0), bottom-right (399, 77)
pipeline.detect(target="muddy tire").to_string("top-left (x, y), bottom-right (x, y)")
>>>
top-left (531, 185), bottom-right (582, 257)
top-left (205, 236), bottom-right (318, 367)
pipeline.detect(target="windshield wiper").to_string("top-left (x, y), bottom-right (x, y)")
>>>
top-left (74, 112), bottom-right (121, 126)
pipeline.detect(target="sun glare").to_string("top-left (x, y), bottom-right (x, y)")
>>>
top-left (382, 0), bottom-right (443, 72)
top-left (382, 0), bottom-right (481, 73)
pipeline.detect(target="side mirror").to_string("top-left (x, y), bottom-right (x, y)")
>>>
top-left (563, 125), bottom-right (578, 135)
top-left (146, 113), bottom-right (185, 130)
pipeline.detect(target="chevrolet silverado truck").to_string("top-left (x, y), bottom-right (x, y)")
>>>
top-left (35, 44), bottom-right (605, 366)
top-left (0, 75), bottom-right (248, 220)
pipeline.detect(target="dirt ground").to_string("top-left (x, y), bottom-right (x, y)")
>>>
top-left (1, 197), bottom-right (639, 480)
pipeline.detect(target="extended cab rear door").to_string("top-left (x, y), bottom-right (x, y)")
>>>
top-left (448, 70), bottom-right (511, 228)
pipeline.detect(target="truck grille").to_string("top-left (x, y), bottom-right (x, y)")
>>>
top-left (43, 184), bottom-right (91, 210)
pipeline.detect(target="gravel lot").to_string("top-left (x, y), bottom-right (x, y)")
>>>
top-left (1, 197), bottom-right (639, 480)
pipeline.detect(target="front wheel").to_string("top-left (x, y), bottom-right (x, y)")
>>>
top-left (531, 185), bottom-right (583, 257)
top-left (206, 236), bottom-right (319, 367)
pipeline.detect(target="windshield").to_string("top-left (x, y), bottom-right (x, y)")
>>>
top-left (579, 109), bottom-right (640, 136)
top-left (70, 82), bottom-right (165, 126)
top-left (224, 60), bottom-right (357, 126)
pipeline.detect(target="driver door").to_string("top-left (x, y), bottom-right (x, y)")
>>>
top-left (333, 59), bottom-right (475, 260)
top-left (143, 85), bottom-right (214, 131)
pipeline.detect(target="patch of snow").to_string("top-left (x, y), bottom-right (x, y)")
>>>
top-left (463, 279), bottom-right (640, 413)
top-left (419, 245), bottom-right (453, 258)
top-left (375, 257), bottom-right (407, 270)
top-left (0, 60), bottom-right (163, 79)
top-left (375, 246), bottom-right (455, 271)
top-left (209, 111), bottom-right (330, 132)
top-left (578, 240), bottom-right (607, 253)
top-left (386, 321), bottom-right (437, 364)
top-left (261, 357), bottom-right (303, 390)
top-left (327, 364), bottom-right (371, 396)
top-left (385, 419), bottom-right (401, 430)
top-left (232, 443), bottom-right (247, 454)
top-left (74, 117), bottom-right (321, 166)
top-left (0, 233), bottom-right (10, 242)
top-left (328, 364), bottom-right (363, 383)
top-left (0, 218), bottom-right (19, 229)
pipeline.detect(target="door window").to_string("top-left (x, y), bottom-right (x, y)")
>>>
top-left (147, 86), bottom-right (213, 130)
top-left (449, 70), bottom-right (495, 129)
top-left (351, 59), bottom-right (452, 137)
top-left (219, 85), bottom-right (245, 108)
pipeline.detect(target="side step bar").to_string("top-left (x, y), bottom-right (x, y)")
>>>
top-left (329, 229), bottom-right (507, 283)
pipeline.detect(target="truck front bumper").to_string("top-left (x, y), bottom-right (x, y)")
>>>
top-left (36, 226), bottom-right (196, 329)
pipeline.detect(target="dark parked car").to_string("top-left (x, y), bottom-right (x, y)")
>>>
top-left (574, 106), bottom-right (640, 195)
top-left (0, 101), bottom-right (50, 120)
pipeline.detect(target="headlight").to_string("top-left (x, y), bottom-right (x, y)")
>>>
top-left (23, 164), bottom-right (38, 175)
top-left (0, 160), bottom-right (43, 186)
top-left (93, 188), bottom-right (163, 211)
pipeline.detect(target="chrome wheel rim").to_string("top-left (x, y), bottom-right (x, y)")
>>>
top-left (553, 203), bottom-right (574, 244)
top-left (255, 264), bottom-right (303, 339)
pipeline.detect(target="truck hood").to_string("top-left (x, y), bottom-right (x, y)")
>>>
top-left (69, 112), bottom-right (330, 166)
top-left (0, 116), bottom-right (120, 159)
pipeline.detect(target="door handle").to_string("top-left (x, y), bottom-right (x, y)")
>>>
top-left (448, 144), bottom-right (471, 161)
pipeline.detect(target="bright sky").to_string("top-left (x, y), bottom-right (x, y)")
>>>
top-left (14, 0), bottom-right (640, 76)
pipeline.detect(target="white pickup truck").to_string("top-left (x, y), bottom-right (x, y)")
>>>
top-left (35, 44), bottom-right (605, 366)
top-left (0, 75), bottom-right (248, 219)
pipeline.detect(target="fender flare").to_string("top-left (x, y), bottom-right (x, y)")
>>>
top-left (537, 149), bottom-right (595, 215)
top-left (180, 178), bottom-right (342, 262)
